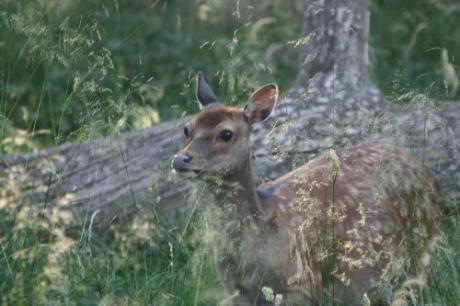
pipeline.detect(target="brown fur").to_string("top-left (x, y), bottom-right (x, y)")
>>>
top-left (172, 88), bottom-right (443, 305)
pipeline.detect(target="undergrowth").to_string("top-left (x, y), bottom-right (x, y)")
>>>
top-left (0, 198), bottom-right (459, 305)
top-left (0, 0), bottom-right (459, 305)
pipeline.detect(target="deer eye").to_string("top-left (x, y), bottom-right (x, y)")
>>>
top-left (219, 130), bottom-right (233, 142)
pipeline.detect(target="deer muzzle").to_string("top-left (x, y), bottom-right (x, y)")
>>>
top-left (171, 153), bottom-right (193, 172)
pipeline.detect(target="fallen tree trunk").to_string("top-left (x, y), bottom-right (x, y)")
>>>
top-left (1, 0), bottom-right (459, 233)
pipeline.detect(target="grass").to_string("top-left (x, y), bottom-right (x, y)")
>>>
top-left (0, 195), bottom-right (459, 305)
top-left (0, 0), bottom-right (301, 153)
top-left (425, 211), bottom-right (460, 305)
top-left (1, 0), bottom-right (460, 305)
top-left (0, 201), bottom-right (223, 305)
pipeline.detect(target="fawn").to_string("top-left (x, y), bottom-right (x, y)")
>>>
top-left (171, 72), bottom-right (443, 305)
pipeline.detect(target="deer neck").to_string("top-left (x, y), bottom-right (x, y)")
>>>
top-left (204, 153), bottom-right (264, 220)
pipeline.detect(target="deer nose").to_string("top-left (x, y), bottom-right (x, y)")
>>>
top-left (172, 153), bottom-right (193, 171)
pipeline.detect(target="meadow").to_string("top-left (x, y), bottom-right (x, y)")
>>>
top-left (1, 0), bottom-right (460, 305)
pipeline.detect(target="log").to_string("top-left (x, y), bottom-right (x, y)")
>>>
top-left (1, 0), bottom-right (459, 233)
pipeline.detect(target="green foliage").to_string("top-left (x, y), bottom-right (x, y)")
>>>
top-left (1, 0), bottom-right (460, 305)
top-left (0, 204), bottom-right (223, 305)
top-left (0, 210), bottom-right (53, 304)
top-left (0, 0), bottom-right (301, 153)
top-left (2, 0), bottom-right (459, 152)
top-left (425, 212), bottom-right (460, 305)
top-left (369, 0), bottom-right (460, 103)
top-left (1, 201), bottom-right (460, 305)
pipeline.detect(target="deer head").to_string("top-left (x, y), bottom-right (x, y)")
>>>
top-left (172, 72), bottom-right (278, 179)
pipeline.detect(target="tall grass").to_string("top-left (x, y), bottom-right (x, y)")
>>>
top-left (0, 0), bottom-right (301, 154)
top-left (0, 192), bottom-right (224, 305)
top-left (0, 0), bottom-right (459, 305)
top-left (1, 193), bottom-right (459, 305)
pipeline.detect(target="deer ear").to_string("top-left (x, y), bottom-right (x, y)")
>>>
top-left (243, 84), bottom-right (278, 124)
top-left (196, 71), bottom-right (218, 109)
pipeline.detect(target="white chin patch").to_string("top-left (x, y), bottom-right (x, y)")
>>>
top-left (171, 169), bottom-right (199, 178)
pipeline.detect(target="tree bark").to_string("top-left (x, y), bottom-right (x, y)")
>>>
top-left (1, 0), bottom-right (459, 233)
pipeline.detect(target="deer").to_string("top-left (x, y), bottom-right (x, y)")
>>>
top-left (171, 72), bottom-right (444, 306)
